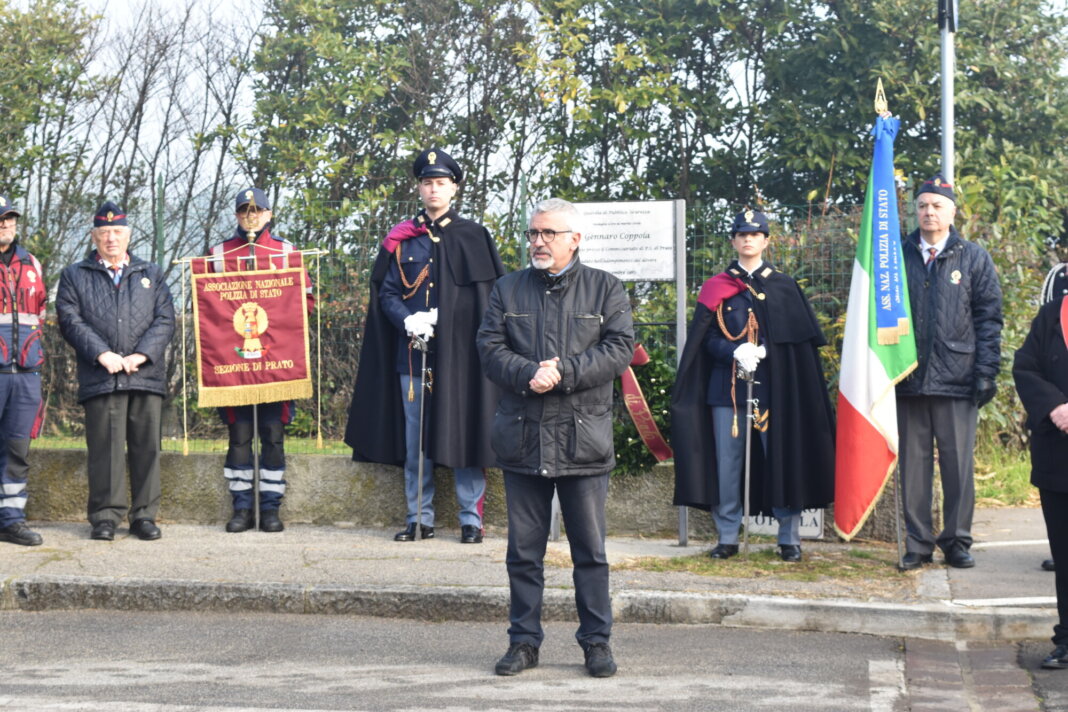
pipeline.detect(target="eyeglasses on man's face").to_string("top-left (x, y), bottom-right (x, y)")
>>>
top-left (524, 229), bottom-right (572, 243)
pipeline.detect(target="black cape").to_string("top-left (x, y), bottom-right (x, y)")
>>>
top-left (671, 265), bottom-right (835, 515)
top-left (344, 209), bottom-right (506, 468)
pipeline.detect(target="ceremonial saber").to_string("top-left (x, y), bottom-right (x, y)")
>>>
top-left (741, 367), bottom-right (755, 559)
top-left (413, 334), bottom-right (429, 541)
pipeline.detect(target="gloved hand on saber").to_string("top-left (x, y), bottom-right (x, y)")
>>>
top-left (404, 308), bottom-right (438, 340)
top-left (733, 341), bottom-right (766, 375)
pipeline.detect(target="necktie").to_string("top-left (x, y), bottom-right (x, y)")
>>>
top-left (109, 264), bottom-right (122, 287)
top-left (925, 247), bottom-right (937, 269)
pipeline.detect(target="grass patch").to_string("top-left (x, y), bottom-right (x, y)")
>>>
top-left (974, 444), bottom-right (1037, 507)
top-left (613, 546), bottom-right (905, 582)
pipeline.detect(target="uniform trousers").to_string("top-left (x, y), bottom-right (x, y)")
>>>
top-left (220, 402), bottom-right (288, 511)
top-left (400, 375), bottom-right (485, 527)
top-left (503, 470), bottom-right (611, 649)
top-left (84, 391), bottom-right (162, 526)
top-left (897, 396), bottom-right (977, 555)
top-left (0, 372), bottom-right (41, 528)
top-left (1041, 488), bottom-right (1068, 645)
top-left (710, 406), bottom-right (801, 546)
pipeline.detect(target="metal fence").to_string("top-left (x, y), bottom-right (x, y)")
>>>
top-left (38, 202), bottom-right (864, 456)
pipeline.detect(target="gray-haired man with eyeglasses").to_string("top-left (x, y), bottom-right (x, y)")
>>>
top-left (477, 197), bottom-right (634, 678)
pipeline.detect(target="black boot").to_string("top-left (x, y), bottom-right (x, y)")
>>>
top-left (226, 509), bottom-right (254, 533)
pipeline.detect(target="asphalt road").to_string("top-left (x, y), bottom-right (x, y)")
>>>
top-left (0, 611), bottom-right (1064, 711)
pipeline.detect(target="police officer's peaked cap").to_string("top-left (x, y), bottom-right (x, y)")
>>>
top-left (93, 201), bottom-right (128, 228)
top-left (0, 196), bottom-right (21, 219)
top-left (917, 173), bottom-right (956, 203)
top-left (413, 148), bottom-right (463, 183)
top-left (730, 208), bottom-right (769, 237)
top-left (235, 187), bottom-right (271, 212)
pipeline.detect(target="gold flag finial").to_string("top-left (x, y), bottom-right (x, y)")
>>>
top-left (874, 77), bottom-right (888, 114)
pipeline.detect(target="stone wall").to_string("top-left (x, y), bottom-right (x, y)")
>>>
top-left (25, 450), bottom-right (901, 541)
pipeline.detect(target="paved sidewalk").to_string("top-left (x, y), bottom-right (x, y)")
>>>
top-left (0, 507), bottom-right (1057, 642)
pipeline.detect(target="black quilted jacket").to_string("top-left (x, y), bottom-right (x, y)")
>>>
top-left (56, 252), bottom-right (176, 403)
top-left (897, 226), bottom-right (1003, 399)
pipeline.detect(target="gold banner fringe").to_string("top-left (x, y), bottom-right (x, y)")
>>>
top-left (198, 379), bottom-right (312, 409)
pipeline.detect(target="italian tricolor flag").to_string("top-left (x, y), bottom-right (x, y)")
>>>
top-left (833, 114), bottom-right (917, 541)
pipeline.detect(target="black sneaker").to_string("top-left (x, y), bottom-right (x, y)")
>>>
top-left (495, 642), bottom-right (539, 676)
top-left (0, 521), bottom-right (43, 546)
top-left (1043, 644), bottom-right (1068, 670)
top-left (583, 642), bottom-right (617, 678)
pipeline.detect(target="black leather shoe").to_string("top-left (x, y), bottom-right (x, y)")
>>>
top-left (0, 521), bottom-right (43, 546)
top-left (899, 552), bottom-right (933, 571)
top-left (130, 518), bottom-right (161, 540)
top-left (583, 642), bottom-right (617, 678)
top-left (226, 509), bottom-right (254, 533)
top-left (259, 510), bottom-right (284, 533)
top-left (779, 544), bottom-right (802, 562)
top-left (495, 642), bottom-right (539, 676)
top-left (394, 523), bottom-right (434, 541)
top-left (461, 525), bottom-right (483, 544)
top-left (90, 521), bottom-right (115, 541)
top-left (1043, 644), bottom-right (1068, 669)
top-left (1043, 558), bottom-right (1056, 572)
top-left (708, 543), bottom-right (739, 559)
top-left (944, 545), bottom-right (975, 569)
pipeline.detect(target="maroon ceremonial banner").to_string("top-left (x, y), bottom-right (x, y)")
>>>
top-left (620, 344), bottom-right (673, 462)
top-left (191, 258), bottom-right (312, 407)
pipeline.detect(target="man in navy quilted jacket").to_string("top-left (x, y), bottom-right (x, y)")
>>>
top-left (896, 175), bottom-right (1002, 570)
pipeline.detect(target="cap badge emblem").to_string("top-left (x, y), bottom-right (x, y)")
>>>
top-left (428, 151), bottom-right (437, 165)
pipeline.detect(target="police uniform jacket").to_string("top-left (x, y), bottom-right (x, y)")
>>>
top-left (476, 257), bottom-right (634, 478)
top-left (56, 252), bottom-right (175, 403)
top-left (346, 208), bottom-right (506, 469)
top-left (0, 242), bottom-right (46, 372)
top-left (671, 263), bottom-right (835, 515)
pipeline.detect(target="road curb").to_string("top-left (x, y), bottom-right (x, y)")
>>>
top-left (2, 574), bottom-right (1053, 642)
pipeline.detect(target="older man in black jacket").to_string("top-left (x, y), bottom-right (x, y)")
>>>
top-left (56, 202), bottom-right (175, 541)
top-left (897, 176), bottom-right (1002, 570)
top-left (477, 197), bottom-right (634, 678)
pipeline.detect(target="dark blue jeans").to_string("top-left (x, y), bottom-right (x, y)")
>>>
top-left (503, 470), bottom-right (611, 649)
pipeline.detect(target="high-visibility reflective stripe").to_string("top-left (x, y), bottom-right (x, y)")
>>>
top-left (224, 467), bottom-right (253, 482)
top-left (2, 482), bottom-right (27, 495)
top-left (259, 481), bottom-right (286, 494)
top-left (0, 495), bottom-right (27, 509)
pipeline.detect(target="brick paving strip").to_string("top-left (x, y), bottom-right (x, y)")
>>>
top-left (905, 639), bottom-right (1040, 711)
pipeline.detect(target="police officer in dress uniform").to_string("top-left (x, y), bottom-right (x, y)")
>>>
top-left (0, 196), bottom-right (46, 547)
top-left (671, 209), bottom-right (835, 562)
top-left (345, 149), bottom-right (505, 543)
top-left (207, 188), bottom-right (314, 534)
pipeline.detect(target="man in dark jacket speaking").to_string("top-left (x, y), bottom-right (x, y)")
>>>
top-left (897, 175), bottom-right (1002, 570)
top-left (56, 202), bottom-right (175, 541)
top-left (477, 197), bottom-right (634, 678)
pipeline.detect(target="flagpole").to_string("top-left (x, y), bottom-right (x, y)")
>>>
top-left (939, 0), bottom-right (958, 181)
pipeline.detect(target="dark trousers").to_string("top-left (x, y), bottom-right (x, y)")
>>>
top-left (0, 373), bottom-right (41, 528)
top-left (897, 395), bottom-right (977, 554)
top-left (1041, 488), bottom-right (1068, 645)
top-left (503, 470), bottom-right (611, 649)
top-left (84, 391), bottom-right (162, 526)
top-left (219, 403), bottom-right (288, 511)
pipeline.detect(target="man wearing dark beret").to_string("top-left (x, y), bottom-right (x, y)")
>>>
top-left (896, 175), bottom-right (1002, 570)
top-left (206, 188), bottom-right (314, 534)
top-left (345, 148), bottom-right (505, 543)
top-left (56, 201), bottom-right (175, 541)
top-left (0, 197), bottom-right (47, 547)
top-left (671, 208), bottom-right (835, 562)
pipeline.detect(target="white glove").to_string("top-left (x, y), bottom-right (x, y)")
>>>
top-left (403, 310), bottom-right (436, 340)
top-left (733, 342), bottom-right (766, 374)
